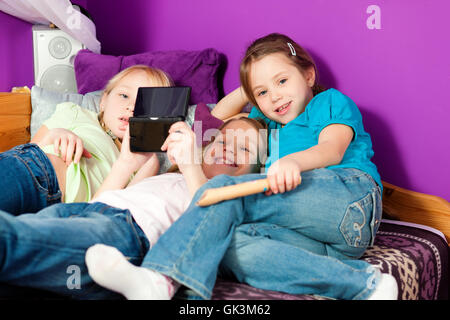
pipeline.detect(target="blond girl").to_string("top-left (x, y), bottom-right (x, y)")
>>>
top-left (0, 65), bottom-right (171, 214)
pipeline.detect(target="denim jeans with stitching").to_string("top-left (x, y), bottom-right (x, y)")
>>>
top-left (0, 143), bottom-right (62, 215)
top-left (141, 168), bottom-right (383, 300)
top-left (0, 202), bottom-right (149, 299)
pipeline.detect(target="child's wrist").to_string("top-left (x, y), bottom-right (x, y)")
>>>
top-left (179, 162), bottom-right (201, 174)
top-left (283, 154), bottom-right (303, 171)
top-left (115, 157), bottom-right (139, 173)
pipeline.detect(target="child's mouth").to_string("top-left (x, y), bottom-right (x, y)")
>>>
top-left (275, 102), bottom-right (291, 115)
top-left (118, 117), bottom-right (129, 130)
top-left (215, 157), bottom-right (238, 167)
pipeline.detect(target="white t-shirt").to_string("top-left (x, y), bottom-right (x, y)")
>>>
top-left (92, 173), bottom-right (192, 246)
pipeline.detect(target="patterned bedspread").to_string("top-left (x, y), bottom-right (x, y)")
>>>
top-left (210, 220), bottom-right (449, 300)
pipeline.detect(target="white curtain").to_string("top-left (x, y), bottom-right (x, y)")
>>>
top-left (0, 0), bottom-right (100, 53)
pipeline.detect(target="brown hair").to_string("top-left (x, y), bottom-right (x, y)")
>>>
top-left (98, 65), bottom-right (173, 149)
top-left (240, 33), bottom-right (325, 107)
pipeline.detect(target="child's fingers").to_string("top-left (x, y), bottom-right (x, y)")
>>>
top-left (161, 133), bottom-right (175, 151)
top-left (161, 132), bottom-right (179, 151)
top-left (166, 145), bottom-right (179, 165)
top-left (169, 121), bottom-right (188, 133)
top-left (73, 139), bottom-right (84, 164)
top-left (161, 141), bottom-right (168, 151)
top-left (286, 167), bottom-right (302, 192)
top-left (53, 137), bottom-right (61, 155)
top-left (172, 144), bottom-right (189, 165)
top-left (291, 171), bottom-right (298, 190)
top-left (267, 173), bottom-right (278, 194)
top-left (82, 149), bottom-right (92, 159)
top-left (59, 138), bottom-right (68, 162)
top-left (161, 135), bottom-right (169, 151)
top-left (66, 137), bottom-right (76, 165)
top-left (161, 131), bottom-right (185, 151)
top-left (285, 172), bottom-right (294, 192)
top-left (276, 172), bottom-right (286, 194)
top-left (293, 171), bottom-right (302, 188)
top-left (167, 131), bottom-right (184, 143)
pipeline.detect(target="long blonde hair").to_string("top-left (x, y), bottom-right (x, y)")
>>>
top-left (98, 65), bottom-right (173, 149)
top-left (103, 65), bottom-right (173, 96)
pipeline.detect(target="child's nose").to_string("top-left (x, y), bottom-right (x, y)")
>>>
top-left (223, 142), bottom-right (236, 157)
top-left (271, 91), bottom-right (281, 103)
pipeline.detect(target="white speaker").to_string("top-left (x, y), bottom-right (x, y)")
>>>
top-left (32, 25), bottom-right (85, 93)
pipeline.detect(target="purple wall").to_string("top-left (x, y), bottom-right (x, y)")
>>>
top-left (1, 0), bottom-right (449, 201)
top-left (0, 11), bottom-right (34, 90)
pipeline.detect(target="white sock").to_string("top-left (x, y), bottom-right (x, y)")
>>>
top-left (367, 273), bottom-right (398, 300)
top-left (85, 244), bottom-right (179, 300)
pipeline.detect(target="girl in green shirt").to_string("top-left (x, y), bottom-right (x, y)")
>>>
top-left (0, 65), bottom-right (171, 214)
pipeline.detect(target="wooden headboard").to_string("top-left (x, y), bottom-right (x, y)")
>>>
top-left (1, 91), bottom-right (449, 243)
top-left (382, 181), bottom-right (450, 243)
top-left (0, 92), bottom-right (31, 151)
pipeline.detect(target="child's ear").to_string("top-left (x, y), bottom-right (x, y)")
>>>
top-left (99, 92), bottom-right (108, 112)
top-left (306, 66), bottom-right (316, 87)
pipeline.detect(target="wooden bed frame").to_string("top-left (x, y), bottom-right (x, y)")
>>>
top-left (1, 91), bottom-right (450, 244)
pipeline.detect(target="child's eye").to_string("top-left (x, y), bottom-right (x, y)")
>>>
top-left (279, 78), bottom-right (287, 85)
top-left (238, 144), bottom-right (250, 152)
top-left (119, 93), bottom-right (129, 99)
top-left (257, 90), bottom-right (267, 97)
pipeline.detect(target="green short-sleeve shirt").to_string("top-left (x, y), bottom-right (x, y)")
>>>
top-left (42, 102), bottom-right (120, 202)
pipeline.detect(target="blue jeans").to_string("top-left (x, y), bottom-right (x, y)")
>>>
top-left (141, 168), bottom-right (383, 300)
top-left (0, 143), bottom-right (62, 215)
top-left (0, 202), bottom-right (149, 299)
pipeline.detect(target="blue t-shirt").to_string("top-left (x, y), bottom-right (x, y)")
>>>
top-left (248, 88), bottom-right (382, 189)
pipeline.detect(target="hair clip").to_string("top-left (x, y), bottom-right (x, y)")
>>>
top-left (287, 42), bottom-right (296, 56)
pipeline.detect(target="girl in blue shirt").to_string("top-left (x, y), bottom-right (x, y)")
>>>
top-left (86, 33), bottom-right (397, 300)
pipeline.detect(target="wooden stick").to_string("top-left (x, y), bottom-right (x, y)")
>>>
top-left (196, 178), bottom-right (270, 207)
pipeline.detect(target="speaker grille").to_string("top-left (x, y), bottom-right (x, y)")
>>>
top-left (40, 65), bottom-right (77, 93)
top-left (48, 36), bottom-right (72, 59)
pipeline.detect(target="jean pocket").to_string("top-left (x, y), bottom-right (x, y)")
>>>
top-left (339, 192), bottom-right (374, 248)
top-left (14, 154), bottom-right (49, 194)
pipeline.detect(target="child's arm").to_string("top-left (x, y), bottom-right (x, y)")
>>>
top-left (211, 87), bottom-right (249, 120)
top-left (92, 159), bottom-right (138, 199)
top-left (161, 121), bottom-right (208, 196)
top-left (288, 124), bottom-right (354, 171)
top-left (266, 124), bottom-right (354, 194)
top-left (31, 125), bottom-right (92, 165)
top-left (92, 126), bottom-right (158, 199)
top-left (178, 165), bottom-right (208, 197)
top-left (127, 153), bottom-right (160, 187)
top-left (30, 124), bottom-right (50, 144)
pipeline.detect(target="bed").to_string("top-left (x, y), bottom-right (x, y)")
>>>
top-left (0, 86), bottom-right (449, 300)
